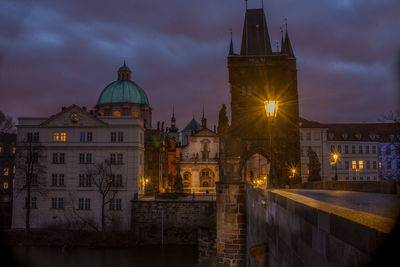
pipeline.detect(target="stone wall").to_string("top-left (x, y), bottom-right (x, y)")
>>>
top-left (289, 181), bottom-right (397, 194)
top-left (198, 228), bottom-right (216, 262)
top-left (131, 200), bottom-right (215, 244)
top-left (216, 181), bottom-right (247, 267)
top-left (247, 186), bottom-right (396, 267)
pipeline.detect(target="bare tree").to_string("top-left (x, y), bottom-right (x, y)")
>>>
top-left (85, 159), bottom-right (120, 233)
top-left (15, 139), bottom-right (47, 231)
top-left (0, 110), bottom-right (15, 133)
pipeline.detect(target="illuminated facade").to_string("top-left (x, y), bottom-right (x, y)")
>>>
top-left (179, 116), bottom-right (219, 194)
top-left (12, 63), bottom-right (148, 230)
top-left (300, 118), bottom-right (399, 182)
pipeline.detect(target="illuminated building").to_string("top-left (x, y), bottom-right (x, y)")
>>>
top-left (12, 62), bottom-right (147, 230)
top-left (300, 118), bottom-right (399, 182)
top-left (0, 133), bottom-right (16, 229)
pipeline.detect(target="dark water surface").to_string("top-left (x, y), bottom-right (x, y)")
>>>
top-left (10, 245), bottom-right (198, 267)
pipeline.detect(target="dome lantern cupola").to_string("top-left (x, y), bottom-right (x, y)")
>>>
top-left (118, 60), bottom-right (132, 80)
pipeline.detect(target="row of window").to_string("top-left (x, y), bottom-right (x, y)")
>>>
top-left (31, 173), bottom-right (124, 187)
top-left (333, 159), bottom-right (400, 170)
top-left (51, 153), bottom-right (124, 165)
top-left (337, 176), bottom-right (378, 181)
top-left (100, 109), bottom-right (139, 117)
top-left (27, 132), bottom-right (144, 145)
top-left (331, 144), bottom-right (377, 154)
top-left (0, 145), bottom-right (16, 155)
top-left (53, 132), bottom-right (124, 143)
top-left (333, 160), bottom-right (378, 170)
top-left (300, 132), bottom-right (320, 141)
top-left (25, 197), bottom-right (122, 210)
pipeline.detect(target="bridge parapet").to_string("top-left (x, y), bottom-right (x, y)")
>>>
top-left (247, 186), bottom-right (396, 267)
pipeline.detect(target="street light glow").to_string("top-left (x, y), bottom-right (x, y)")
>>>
top-left (264, 100), bottom-right (279, 118)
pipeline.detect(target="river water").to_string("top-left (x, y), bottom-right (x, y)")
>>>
top-left (9, 245), bottom-right (198, 267)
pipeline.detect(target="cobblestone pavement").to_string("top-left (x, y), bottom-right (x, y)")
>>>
top-left (287, 189), bottom-right (400, 219)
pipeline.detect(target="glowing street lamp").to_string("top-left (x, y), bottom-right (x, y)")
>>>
top-left (264, 100), bottom-right (279, 188)
top-left (264, 101), bottom-right (279, 118)
top-left (332, 153), bottom-right (339, 181)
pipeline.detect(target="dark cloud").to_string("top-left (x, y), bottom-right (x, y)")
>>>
top-left (0, 0), bottom-right (399, 130)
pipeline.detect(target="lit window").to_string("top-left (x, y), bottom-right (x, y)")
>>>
top-left (13, 147), bottom-right (15, 154)
top-left (3, 182), bottom-right (8, 189)
top-left (3, 168), bottom-right (9, 176)
top-left (113, 111), bottom-right (121, 116)
top-left (132, 111), bottom-right (139, 117)
top-left (359, 161), bottom-right (363, 169)
top-left (60, 132), bottom-right (66, 142)
top-left (352, 161), bottom-right (356, 169)
top-left (53, 133), bottom-right (59, 142)
top-left (0, 146), bottom-right (2, 153)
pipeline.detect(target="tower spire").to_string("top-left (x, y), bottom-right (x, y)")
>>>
top-left (280, 27), bottom-right (286, 54)
top-left (201, 105), bottom-right (207, 128)
top-left (229, 29), bottom-right (234, 55)
top-left (284, 19), bottom-right (295, 58)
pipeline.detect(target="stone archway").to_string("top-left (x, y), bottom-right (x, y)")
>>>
top-left (245, 153), bottom-right (269, 186)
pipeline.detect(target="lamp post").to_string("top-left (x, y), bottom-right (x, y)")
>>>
top-left (332, 153), bottom-right (339, 181)
top-left (264, 100), bottom-right (279, 188)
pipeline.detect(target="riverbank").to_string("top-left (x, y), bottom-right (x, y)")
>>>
top-left (1, 229), bottom-right (141, 248)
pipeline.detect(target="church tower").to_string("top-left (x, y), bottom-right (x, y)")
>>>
top-left (226, 7), bottom-right (300, 186)
top-left (168, 106), bottom-right (179, 141)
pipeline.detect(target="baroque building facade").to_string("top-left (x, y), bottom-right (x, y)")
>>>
top-left (12, 63), bottom-right (147, 230)
top-left (166, 113), bottom-right (219, 194)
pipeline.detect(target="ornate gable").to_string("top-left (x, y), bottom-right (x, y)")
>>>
top-left (40, 105), bottom-right (107, 127)
top-left (194, 128), bottom-right (218, 137)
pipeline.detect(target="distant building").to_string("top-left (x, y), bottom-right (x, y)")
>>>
top-left (0, 133), bottom-right (16, 229)
top-left (166, 112), bottom-right (219, 193)
top-left (300, 118), bottom-right (399, 182)
top-left (12, 63), bottom-right (146, 230)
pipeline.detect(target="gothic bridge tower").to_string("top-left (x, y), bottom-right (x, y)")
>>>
top-left (216, 6), bottom-right (300, 267)
top-left (225, 7), bottom-right (300, 186)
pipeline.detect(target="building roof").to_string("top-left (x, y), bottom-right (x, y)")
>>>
top-left (182, 118), bottom-right (202, 132)
top-left (300, 117), bottom-right (399, 142)
top-left (96, 63), bottom-right (149, 106)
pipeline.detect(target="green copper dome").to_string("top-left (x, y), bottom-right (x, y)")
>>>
top-left (96, 62), bottom-right (149, 106)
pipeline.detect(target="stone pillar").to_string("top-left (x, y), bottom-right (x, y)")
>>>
top-left (216, 181), bottom-right (246, 266)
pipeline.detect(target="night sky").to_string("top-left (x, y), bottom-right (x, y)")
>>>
top-left (0, 0), bottom-right (399, 130)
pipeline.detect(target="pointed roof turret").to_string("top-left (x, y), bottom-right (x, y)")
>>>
top-left (169, 105), bottom-right (178, 133)
top-left (240, 8), bottom-right (272, 56)
top-left (229, 30), bottom-right (234, 56)
top-left (201, 105), bottom-right (207, 128)
top-left (118, 60), bottom-right (132, 80)
top-left (284, 20), bottom-right (295, 58)
top-left (280, 27), bottom-right (286, 54)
